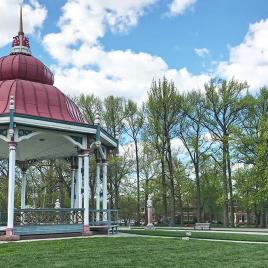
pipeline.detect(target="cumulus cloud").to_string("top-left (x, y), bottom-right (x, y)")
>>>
top-left (44, 0), bottom-right (209, 103)
top-left (217, 19), bottom-right (268, 89)
top-left (168, 0), bottom-right (197, 16)
top-left (194, 48), bottom-right (210, 58)
top-left (0, 0), bottom-right (47, 47)
top-left (44, 0), bottom-right (158, 63)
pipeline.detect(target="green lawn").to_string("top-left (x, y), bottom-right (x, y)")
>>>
top-left (0, 237), bottom-right (268, 267)
top-left (120, 229), bottom-right (268, 242)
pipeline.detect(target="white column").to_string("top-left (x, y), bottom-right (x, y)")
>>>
top-left (102, 161), bottom-right (108, 221)
top-left (20, 170), bottom-right (26, 209)
top-left (70, 168), bottom-right (75, 209)
top-left (83, 151), bottom-right (90, 233)
top-left (96, 162), bottom-right (101, 221)
top-left (6, 142), bottom-right (17, 236)
top-left (77, 155), bottom-right (83, 208)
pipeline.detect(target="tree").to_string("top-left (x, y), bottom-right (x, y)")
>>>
top-left (146, 77), bottom-right (181, 225)
top-left (178, 90), bottom-right (209, 222)
top-left (103, 96), bottom-right (126, 208)
top-left (78, 94), bottom-right (102, 124)
top-left (124, 100), bottom-right (144, 224)
top-left (103, 96), bottom-right (125, 137)
top-left (235, 88), bottom-right (268, 227)
top-left (203, 78), bottom-right (248, 227)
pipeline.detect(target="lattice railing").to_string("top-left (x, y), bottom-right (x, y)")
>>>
top-left (14, 208), bottom-right (84, 226)
top-left (0, 211), bottom-right (7, 226)
top-left (89, 209), bottom-right (119, 226)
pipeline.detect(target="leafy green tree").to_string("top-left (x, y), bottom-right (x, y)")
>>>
top-left (178, 90), bottom-right (209, 222)
top-left (103, 96), bottom-right (126, 208)
top-left (146, 77), bottom-right (181, 225)
top-left (203, 78), bottom-right (248, 227)
top-left (78, 94), bottom-right (103, 124)
top-left (124, 100), bottom-right (144, 224)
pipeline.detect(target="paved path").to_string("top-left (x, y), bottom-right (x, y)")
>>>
top-left (119, 227), bottom-right (268, 236)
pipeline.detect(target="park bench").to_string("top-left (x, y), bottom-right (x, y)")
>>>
top-left (194, 223), bottom-right (211, 230)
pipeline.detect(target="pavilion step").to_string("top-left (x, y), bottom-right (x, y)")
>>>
top-left (20, 232), bottom-right (82, 240)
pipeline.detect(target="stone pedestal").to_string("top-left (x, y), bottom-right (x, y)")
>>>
top-left (82, 224), bottom-right (93, 236)
top-left (0, 234), bottom-right (20, 241)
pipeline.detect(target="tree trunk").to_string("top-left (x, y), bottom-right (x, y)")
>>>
top-left (144, 175), bottom-right (149, 225)
top-left (114, 184), bottom-right (119, 209)
top-left (134, 139), bottom-right (140, 225)
top-left (226, 140), bottom-right (234, 227)
top-left (222, 138), bottom-right (229, 227)
top-left (90, 184), bottom-right (95, 209)
top-left (160, 156), bottom-right (168, 224)
top-left (260, 209), bottom-right (265, 228)
top-left (194, 162), bottom-right (202, 222)
top-left (166, 138), bottom-right (176, 226)
top-left (59, 169), bottom-right (65, 208)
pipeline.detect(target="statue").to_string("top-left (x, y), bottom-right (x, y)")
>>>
top-left (145, 194), bottom-right (155, 229)
top-left (147, 194), bottom-right (152, 208)
top-left (54, 199), bottom-right (61, 209)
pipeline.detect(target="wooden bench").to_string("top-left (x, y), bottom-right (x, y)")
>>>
top-left (194, 223), bottom-right (211, 230)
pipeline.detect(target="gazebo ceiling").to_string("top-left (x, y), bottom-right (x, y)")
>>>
top-left (0, 131), bottom-right (84, 161)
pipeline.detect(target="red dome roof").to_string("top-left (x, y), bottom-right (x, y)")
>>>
top-left (0, 79), bottom-right (84, 123)
top-left (0, 51), bottom-right (85, 124)
top-left (0, 54), bottom-right (54, 85)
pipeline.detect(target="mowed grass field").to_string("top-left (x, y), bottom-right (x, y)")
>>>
top-left (0, 237), bottom-right (268, 267)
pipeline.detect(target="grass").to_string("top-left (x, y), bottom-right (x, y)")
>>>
top-left (0, 237), bottom-right (268, 267)
top-left (120, 229), bottom-right (268, 242)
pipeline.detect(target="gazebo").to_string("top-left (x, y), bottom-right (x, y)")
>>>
top-left (0, 8), bottom-right (118, 240)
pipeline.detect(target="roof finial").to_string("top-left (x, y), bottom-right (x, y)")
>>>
top-left (10, 3), bottom-right (31, 55)
top-left (18, 5), bottom-right (24, 36)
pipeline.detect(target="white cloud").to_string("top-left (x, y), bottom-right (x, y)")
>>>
top-left (217, 19), bottom-right (268, 89)
top-left (44, 0), bottom-right (209, 103)
top-left (168, 0), bottom-right (196, 16)
top-left (43, 0), bottom-right (158, 63)
top-left (0, 0), bottom-right (47, 47)
top-left (53, 54), bottom-right (209, 103)
top-left (194, 48), bottom-right (210, 58)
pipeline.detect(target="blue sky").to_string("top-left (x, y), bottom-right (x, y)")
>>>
top-left (0, 0), bottom-right (268, 102)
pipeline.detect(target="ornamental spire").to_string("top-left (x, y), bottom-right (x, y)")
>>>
top-left (18, 5), bottom-right (24, 36)
top-left (10, 5), bottom-right (31, 55)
